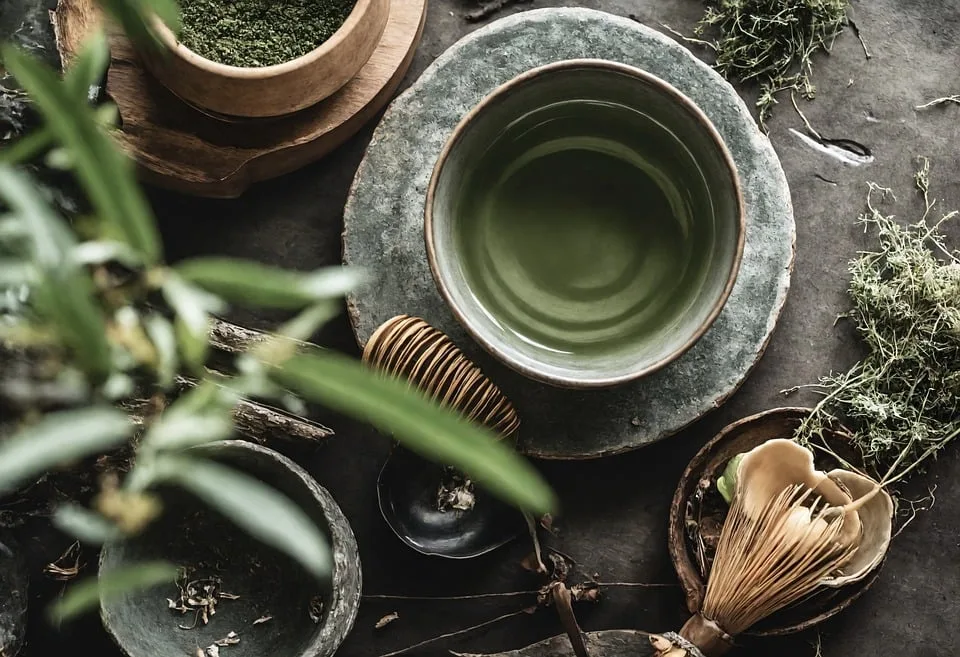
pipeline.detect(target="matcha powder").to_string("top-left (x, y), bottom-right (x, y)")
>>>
top-left (178, 0), bottom-right (358, 68)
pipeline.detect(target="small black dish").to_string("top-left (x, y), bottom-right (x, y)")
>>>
top-left (377, 445), bottom-right (524, 559)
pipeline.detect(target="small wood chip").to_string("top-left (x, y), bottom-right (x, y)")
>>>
top-left (375, 612), bottom-right (399, 629)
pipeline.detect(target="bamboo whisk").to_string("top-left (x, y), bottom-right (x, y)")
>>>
top-left (362, 314), bottom-right (520, 438)
top-left (699, 484), bottom-right (858, 636)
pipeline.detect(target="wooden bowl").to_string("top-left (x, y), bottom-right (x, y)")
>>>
top-left (667, 407), bottom-right (884, 637)
top-left (137, 0), bottom-right (390, 118)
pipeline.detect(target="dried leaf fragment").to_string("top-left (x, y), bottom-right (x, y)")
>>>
top-left (252, 615), bottom-right (272, 625)
top-left (375, 612), bottom-right (399, 629)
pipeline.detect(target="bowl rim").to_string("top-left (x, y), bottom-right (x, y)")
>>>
top-left (423, 58), bottom-right (748, 390)
top-left (149, 0), bottom-right (378, 77)
top-left (98, 439), bottom-right (362, 657)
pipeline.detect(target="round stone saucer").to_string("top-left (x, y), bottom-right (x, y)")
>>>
top-left (342, 8), bottom-right (795, 459)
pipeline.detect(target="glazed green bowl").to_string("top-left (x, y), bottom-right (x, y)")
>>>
top-left (425, 59), bottom-right (746, 389)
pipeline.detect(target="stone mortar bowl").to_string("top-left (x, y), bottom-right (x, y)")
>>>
top-left (668, 407), bottom-right (884, 637)
top-left (99, 440), bottom-right (361, 657)
top-left (137, 0), bottom-right (389, 118)
top-left (425, 59), bottom-right (746, 390)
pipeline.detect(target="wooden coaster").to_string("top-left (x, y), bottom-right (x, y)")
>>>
top-left (54, 0), bottom-right (427, 198)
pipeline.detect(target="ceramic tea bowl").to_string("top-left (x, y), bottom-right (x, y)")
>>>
top-left (99, 441), bottom-right (361, 657)
top-left (425, 59), bottom-right (746, 389)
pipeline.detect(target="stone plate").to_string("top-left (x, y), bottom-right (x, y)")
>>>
top-left (342, 7), bottom-right (795, 459)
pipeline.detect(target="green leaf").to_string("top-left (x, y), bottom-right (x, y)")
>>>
top-left (64, 30), bottom-right (110, 100)
top-left (48, 561), bottom-right (178, 623)
top-left (162, 273), bottom-right (224, 371)
top-left (175, 258), bottom-right (365, 309)
top-left (1, 45), bottom-right (162, 263)
top-left (143, 313), bottom-right (178, 388)
top-left (52, 504), bottom-right (123, 544)
top-left (0, 259), bottom-right (37, 286)
top-left (0, 165), bottom-right (113, 379)
top-left (0, 127), bottom-right (53, 165)
top-left (716, 453), bottom-right (744, 504)
top-left (277, 302), bottom-right (338, 342)
top-left (272, 352), bottom-right (557, 515)
top-left (147, 455), bottom-right (331, 579)
top-left (0, 407), bottom-right (132, 495)
top-left (143, 409), bottom-right (234, 452)
top-left (72, 240), bottom-right (144, 269)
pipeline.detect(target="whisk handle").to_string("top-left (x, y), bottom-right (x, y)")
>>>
top-left (677, 614), bottom-right (735, 657)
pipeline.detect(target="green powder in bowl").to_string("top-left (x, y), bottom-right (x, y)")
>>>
top-left (178, 0), bottom-right (359, 68)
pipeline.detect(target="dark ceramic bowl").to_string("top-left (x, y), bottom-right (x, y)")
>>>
top-left (376, 445), bottom-right (524, 559)
top-left (425, 59), bottom-right (745, 389)
top-left (99, 441), bottom-right (361, 657)
top-left (668, 407), bottom-right (884, 637)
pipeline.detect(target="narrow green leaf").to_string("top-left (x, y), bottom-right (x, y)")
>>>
top-left (277, 302), bottom-right (338, 342)
top-left (148, 455), bottom-right (331, 579)
top-left (174, 258), bottom-right (365, 309)
top-left (144, 410), bottom-right (234, 452)
top-left (0, 127), bottom-right (53, 165)
top-left (162, 273), bottom-right (224, 372)
top-left (0, 407), bottom-right (132, 495)
top-left (52, 504), bottom-right (123, 544)
top-left (72, 240), bottom-right (144, 269)
top-left (64, 30), bottom-right (110, 99)
top-left (0, 165), bottom-right (113, 378)
top-left (143, 313), bottom-right (178, 388)
top-left (0, 259), bottom-right (37, 286)
top-left (48, 561), bottom-right (178, 623)
top-left (1, 45), bottom-right (162, 263)
top-left (272, 352), bottom-right (557, 515)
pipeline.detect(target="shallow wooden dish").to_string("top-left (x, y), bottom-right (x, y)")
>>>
top-left (52, 0), bottom-right (426, 197)
top-left (667, 407), bottom-right (884, 637)
top-left (139, 0), bottom-right (389, 118)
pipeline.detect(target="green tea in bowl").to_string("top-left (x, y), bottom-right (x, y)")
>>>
top-left (425, 59), bottom-right (746, 389)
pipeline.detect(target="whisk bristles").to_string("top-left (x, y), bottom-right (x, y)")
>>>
top-left (362, 315), bottom-right (520, 438)
top-left (701, 483), bottom-right (857, 635)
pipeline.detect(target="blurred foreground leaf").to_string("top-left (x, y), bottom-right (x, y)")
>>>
top-left (49, 561), bottom-right (178, 623)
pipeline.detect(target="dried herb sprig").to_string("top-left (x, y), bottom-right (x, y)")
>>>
top-left (793, 161), bottom-right (960, 491)
top-left (691, 0), bottom-right (851, 127)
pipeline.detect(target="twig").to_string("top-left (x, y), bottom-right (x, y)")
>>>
top-left (791, 92), bottom-right (823, 141)
top-left (124, 375), bottom-right (334, 445)
top-left (915, 95), bottom-right (960, 110)
top-left (657, 21), bottom-right (717, 50)
top-left (363, 591), bottom-right (538, 601)
top-left (592, 581), bottom-right (676, 588)
top-left (375, 609), bottom-right (529, 657)
top-left (892, 485), bottom-right (937, 539)
top-left (846, 18), bottom-right (871, 59)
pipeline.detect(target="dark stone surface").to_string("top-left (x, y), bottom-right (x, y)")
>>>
top-left (342, 8), bottom-right (795, 459)
top-left (12, 0), bottom-right (960, 657)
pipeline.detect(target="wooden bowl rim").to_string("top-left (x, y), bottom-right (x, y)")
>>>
top-left (150, 0), bottom-right (380, 78)
top-left (667, 406), bottom-right (885, 637)
top-left (423, 58), bottom-right (747, 390)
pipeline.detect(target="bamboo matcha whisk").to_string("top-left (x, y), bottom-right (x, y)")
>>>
top-left (362, 314), bottom-right (519, 438)
top-left (654, 439), bottom-right (893, 657)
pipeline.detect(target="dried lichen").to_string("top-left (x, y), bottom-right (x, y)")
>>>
top-left (794, 159), bottom-right (960, 490)
top-left (690, 0), bottom-right (853, 127)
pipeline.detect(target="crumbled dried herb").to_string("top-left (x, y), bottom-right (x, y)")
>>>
top-left (687, 0), bottom-right (852, 127)
top-left (178, 0), bottom-right (357, 68)
top-left (793, 160), bottom-right (960, 491)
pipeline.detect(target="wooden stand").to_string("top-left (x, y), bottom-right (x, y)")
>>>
top-left (52, 0), bottom-right (427, 198)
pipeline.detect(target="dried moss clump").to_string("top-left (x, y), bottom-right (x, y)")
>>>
top-left (795, 161), bottom-right (960, 489)
top-left (693, 0), bottom-right (851, 126)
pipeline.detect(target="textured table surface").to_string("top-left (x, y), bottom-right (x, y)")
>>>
top-left (14, 0), bottom-right (960, 656)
